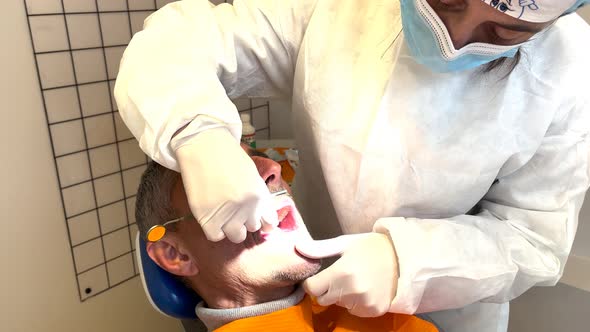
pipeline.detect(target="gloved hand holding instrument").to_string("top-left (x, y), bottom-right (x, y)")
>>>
top-left (296, 233), bottom-right (400, 317)
top-left (175, 127), bottom-right (279, 243)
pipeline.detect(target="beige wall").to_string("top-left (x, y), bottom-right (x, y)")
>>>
top-left (0, 1), bottom-right (181, 331)
top-left (580, 5), bottom-right (590, 22)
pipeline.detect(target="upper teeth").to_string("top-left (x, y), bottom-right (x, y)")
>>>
top-left (277, 207), bottom-right (289, 221)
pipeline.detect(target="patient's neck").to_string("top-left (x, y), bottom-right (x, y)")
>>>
top-left (191, 275), bottom-right (297, 309)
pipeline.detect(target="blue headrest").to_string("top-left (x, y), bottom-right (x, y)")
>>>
top-left (135, 234), bottom-right (202, 319)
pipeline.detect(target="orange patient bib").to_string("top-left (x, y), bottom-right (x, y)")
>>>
top-left (214, 296), bottom-right (438, 332)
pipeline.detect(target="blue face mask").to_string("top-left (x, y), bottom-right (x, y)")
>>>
top-left (400, 0), bottom-right (520, 73)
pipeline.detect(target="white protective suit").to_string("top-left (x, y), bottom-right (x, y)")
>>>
top-left (114, 1), bottom-right (590, 331)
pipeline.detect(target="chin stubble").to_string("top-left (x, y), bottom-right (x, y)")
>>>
top-left (273, 260), bottom-right (322, 283)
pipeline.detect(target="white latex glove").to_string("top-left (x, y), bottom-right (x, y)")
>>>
top-left (175, 128), bottom-right (279, 243)
top-left (296, 233), bottom-right (399, 317)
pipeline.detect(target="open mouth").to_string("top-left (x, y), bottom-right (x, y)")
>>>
top-left (257, 198), bottom-right (299, 241)
top-left (248, 197), bottom-right (298, 246)
top-left (276, 205), bottom-right (297, 231)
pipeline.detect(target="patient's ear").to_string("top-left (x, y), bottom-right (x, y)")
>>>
top-left (146, 237), bottom-right (199, 277)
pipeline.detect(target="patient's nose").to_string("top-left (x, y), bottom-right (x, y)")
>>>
top-left (252, 156), bottom-right (282, 188)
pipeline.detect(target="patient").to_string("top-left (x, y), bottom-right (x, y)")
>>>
top-left (135, 145), bottom-right (439, 332)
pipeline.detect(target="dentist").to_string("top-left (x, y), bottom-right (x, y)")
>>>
top-left (114, 1), bottom-right (590, 331)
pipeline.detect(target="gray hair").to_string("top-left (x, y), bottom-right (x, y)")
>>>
top-left (135, 161), bottom-right (180, 240)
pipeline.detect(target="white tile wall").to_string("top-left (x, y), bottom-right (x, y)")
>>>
top-left (113, 112), bottom-right (134, 140)
top-left (28, 0), bottom-right (274, 301)
top-left (129, 11), bottom-right (152, 34)
top-left (72, 49), bottom-right (107, 83)
top-left (50, 120), bottom-right (86, 156)
top-left (252, 107), bottom-right (269, 130)
top-left (104, 46), bottom-right (126, 79)
top-left (62, 182), bottom-right (96, 217)
top-left (255, 128), bottom-right (269, 139)
top-left (100, 13), bottom-right (131, 46)
top-left (56, 152), bottom-right (91, 187)
top-left (108, 80), bottom-right (118, 110)
top-left (129, 0), bottom-right (157, 11)
top-left (66, 14), bottom-right (102, 49)
top-left (29, 16), bottom-right (69, 53)
top-left (126, 197), bottom-right (137, 225)
top-left (107, 253), bottom-right (135, 284)
top-left (25, 0), bottom-right (63, 14)
top-left (232, 97), bottom-right (274, 139)
top-left (73, 238), bottom-right (105, 272)
top-left (122, 165), bottom-right (146, 197)
top-left (44, 87), bottom-right (80, 124)
top-left (103, 227), bottom-right (131, 260)
top-left (132, 254), bottom-right (139, 277)
top-left (89, 144), bottom-right (120, 177)
top-left (78, 265), bottom-right (109, 300)
top-left (251, 98), bottom-right (267, 108)
top-left (62, 0), bottom-right (96, 13)
top-left (79, 82), bottom-right (111, 116)
top-left (94, 173), bottom-right (124, 206)
top-left (118, 140), bottom-right (146, 169)
top-left (84, 113), bottom-right (117, 148)
top-left (37, 52), bottom-right (75, 89)
top-left (97, 0), bottom-right (128, 12)
top-left (68, 211), bottom-right (101, 246)
top-left (156, 0), bottom-right (178, 9)
top-left (129, 224), bottom-right (139, 250)
top-left (98, 201), bottom-right (128, 233)
top-left (28, 0), bottom-right (154, 299)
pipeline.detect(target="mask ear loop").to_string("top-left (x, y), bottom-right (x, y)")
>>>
top-left (146, 214), bottom-right (193, 242)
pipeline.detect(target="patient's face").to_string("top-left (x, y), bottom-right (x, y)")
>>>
top-left (170, 146), bottom-right (320, 293)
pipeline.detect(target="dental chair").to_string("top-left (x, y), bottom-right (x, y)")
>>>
top-left (135, 234), bottom-right (207, 332)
